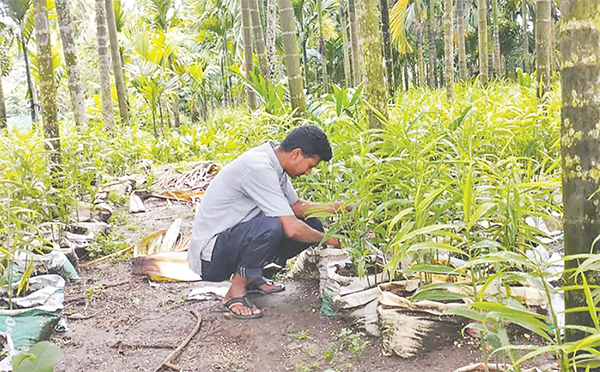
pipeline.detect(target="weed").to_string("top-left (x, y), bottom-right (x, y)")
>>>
top-left (287, 327), bottom-right (313, 341)
top-left (322, 348), bottom-right (334, 362)
top-left (85, 284), bottom-right (104, 301)
top-left (108, 210), bottom-right (129, 226)
top-left (86, 233), bottom-right (129, 259)
top-left (304, 346), bottom-right (316, 358)
top-left (294, 362), bottom-right (308, 372)
top-left (338, 328), bottom-right (369, 356)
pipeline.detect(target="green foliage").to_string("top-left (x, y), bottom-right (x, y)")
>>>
top-left (86, 233), bottom-right (129, 260)
top-left (12, 341), bottom-right (61, 372)
top-left (287, 326), bottom-right (313, 341)
top-left (338, 328), bottom-right (369, 356)
top-left (85, 283), bottom-right (104, 301)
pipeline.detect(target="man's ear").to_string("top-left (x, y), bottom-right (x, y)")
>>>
top-left (291, 148), bottom-right (303, 160)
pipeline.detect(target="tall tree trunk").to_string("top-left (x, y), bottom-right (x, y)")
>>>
top-left (456, 0), bottom-right (467, 79)
top-left (444, 0), bottom-right (454, 99)
top-left (427, 6), bottom-right (437, 88)
top-left (250, 0), bottom-right (269, 79)
top-left (491, 0), bottom-right (502, 77)
top-left (278, 0), bottom-right (306, 115)
top-left (380, 0), bottom-right (394, 97)
top-left (355, 0), bottom-right (387, 126)
top-left (403, 59), bottom-right (410, 90)
top-left (265, 0), bottom-right (277, 78)
top-left (535, 0), bottom-right (551, 97)
top-left (348, 0), bottom-right (361, 85)
top-left (522, 0), bottom-right (529, 72)
top-left (549, 3), bottom-right (556, 73)
top-left (105, 0), bottom-right (128, 124)
top-left (317, 0), bottom-right (328, 90)
top-left (95, 0), bottom-right (115, 130)
top-left (299, 19), bottom-right (309, 88)
top-left (561, 0), bottom-right (600, 361)
top-left (221, 34), bottom-right (230, 106)
top-left (339, 0), bottom-right (353, 87)
top-left (476, 0), bottom-right (488, 84)
top-left (21, 38), bottom-right (39, 123)
top-left (55, 0), bottom-right (87, 126)
top-left (173, 95), bottom-right (180, 127)
top-left (0, 74), bottom-right (6, 129)
top-left (416, 22), bottom-right (426, 86)
top-left (427, 15), bottom-right (436, 87)
top-left (33, 0), bottom-right (61, 167)
top-left (241, 0), bottom-right (259, 109)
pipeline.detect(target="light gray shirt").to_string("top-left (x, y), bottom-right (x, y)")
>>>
top-left (187, 142), bottom-right (299, 275)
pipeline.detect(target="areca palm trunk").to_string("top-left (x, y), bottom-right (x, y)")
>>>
top-left (265, 0), bottom-right (277, 78)
top-left (491, 0), bottom-right (502, 77)
top-left (476, 0), bottom-right (489, 84)
top-left (105, 0), bottom-right (128, 124)
top-left (522, 0), bottom-right (529, 72)
top-left (348, 0), bottom-right (361, 85)
top-left (535, 0), bottom-right (551, 97)
top-left (33, 0), bottom-right (61, 167)
top-left (380, 0), bottom-right (394, 97)
top-left (427, 5), bottom-right (437, 87)
top-left (0, 74), bottom-right (6, 128)
top-left (416, 22), bottom-right (426, 86)
top-left (561, 0), bottom-right (600, 351)
top-left (278, 0), bottom-right (306, 115)
top-left (444, 0), bottom-right (454, 99)
top-left (95, 0), bottom-right (115, 130)
top-left (456, 0), bottom-right (467, 79)
top-left (355, 0), bottom-right (387, 126)
top-left (317, 0), bottom-right (328, 90)
top-left (241, 0), bottom-right (259, 109)
top-left (339, 0), bottom-right (353, 87)
top-left (250, 0), bottom-right (269, 79)
top-left (55, 0), bottom-right (87, 126)
top-left (21, 37), bottom-right (39, 123)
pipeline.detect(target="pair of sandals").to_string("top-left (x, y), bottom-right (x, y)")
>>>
top-left (221, 278), bottom-right (285, 320)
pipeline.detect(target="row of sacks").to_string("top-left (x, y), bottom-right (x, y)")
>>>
top-left (292, 248), bottom-right (550, 358)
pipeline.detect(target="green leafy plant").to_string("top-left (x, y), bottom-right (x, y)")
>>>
top-left (338, 328), bottom-right (369, 356)
top-left (12, 341), bottom-right (61, 372)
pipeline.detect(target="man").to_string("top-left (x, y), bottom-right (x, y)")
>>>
top-left (188, 125), bottom-right (349, 319)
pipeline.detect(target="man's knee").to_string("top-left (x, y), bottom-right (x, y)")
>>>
top-left (259, 217), bottom-right (284, 244)
top-left (304, 218), bottom-right (323, 232)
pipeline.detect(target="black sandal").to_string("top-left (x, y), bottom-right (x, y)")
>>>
top-left (247, 277), bottom-right (286, 295)
top-left (221, 296), bottom-right (263, 319)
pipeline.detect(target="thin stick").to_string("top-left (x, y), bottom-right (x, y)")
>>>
top-left (66, 280), bottom-right (130, 304)
top-left (111, 340), bottom-right (176, 350)
top-left (154, 310), bottom-right (202, 372)
top-left (82, 245), bottom-right (133, 266)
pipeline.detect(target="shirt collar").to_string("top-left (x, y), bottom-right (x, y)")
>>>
top-left (265, 141), bottom-right (284, 176)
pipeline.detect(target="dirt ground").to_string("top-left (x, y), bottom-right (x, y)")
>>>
top-left (52, 198), bottom-right (484, 372)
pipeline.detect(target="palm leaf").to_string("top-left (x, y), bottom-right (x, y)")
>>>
top-left (389, 0), bottom-right (412, 54)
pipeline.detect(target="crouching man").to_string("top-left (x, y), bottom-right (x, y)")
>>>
top-left (187, 125), bottom-right (349, 319)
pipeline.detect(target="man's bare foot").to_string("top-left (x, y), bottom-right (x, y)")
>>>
top-left (222, 274), bottom-right (262, 318)
top-left (247, 278), bottom-right (285, 294)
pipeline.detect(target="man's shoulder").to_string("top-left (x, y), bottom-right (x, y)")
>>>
top-left (233, 144), bottom-right (274, 171)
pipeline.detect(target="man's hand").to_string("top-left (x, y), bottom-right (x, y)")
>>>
top-left (333, 201), bottom-right (354, 214)
top-left (325, 236), bottom-right (341, 248)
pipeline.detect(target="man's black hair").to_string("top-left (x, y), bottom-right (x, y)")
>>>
top-left (280, 125), bottom-right (332, 161)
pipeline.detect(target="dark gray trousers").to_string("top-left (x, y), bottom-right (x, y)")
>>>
top-left (201, 216), bottom-right (323, 282)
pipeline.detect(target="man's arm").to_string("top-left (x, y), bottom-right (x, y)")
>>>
top-left (290, 199), bottom-right (352, 219)
top-left (277, 215), bottom-right (340, 247)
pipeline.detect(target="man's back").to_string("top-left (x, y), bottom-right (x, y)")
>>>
top-left (187, 142), bottom-right (297, 275)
